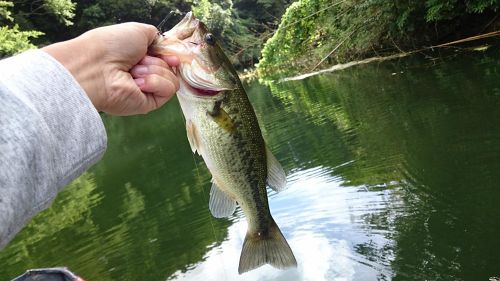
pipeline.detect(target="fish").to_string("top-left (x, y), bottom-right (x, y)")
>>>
top-left (150, 12), bottom-right (297, 274)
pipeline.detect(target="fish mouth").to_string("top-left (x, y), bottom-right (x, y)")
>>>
top-left (192, 87), bottom-right (221, 96)
top-left (181, 78), bottom-right (223, 97)
top-left (163, 12), bottom-right (199, 41)
top-left (180, 61), bottom-right (228, 97)
top-left (151, 12), bottom-right (234, 97)
top-left (149, 12), bottom-right (199, 55)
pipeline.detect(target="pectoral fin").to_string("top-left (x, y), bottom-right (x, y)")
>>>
top-left (209, 179), bottom-right (237, 218)
top-left (207, 108), bottom-right (236, 134)
top-left (266, 146), bottom-right (287, 192)
top-left (186, 120), bottom-right (200, 154)
top-left (207, 98), bottom-right (236, 134)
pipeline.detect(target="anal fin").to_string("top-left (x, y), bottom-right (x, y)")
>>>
top-left (209, 179), bottom-right (237, 218)
top-left (266, 146), bottom-right (287, 192)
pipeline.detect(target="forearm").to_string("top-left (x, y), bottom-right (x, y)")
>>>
top-left (42, 33), bottom-right (107, 111)
top-left (0, 50), bottom-right (107, 249)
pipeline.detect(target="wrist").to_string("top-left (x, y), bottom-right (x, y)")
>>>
top-left (42, 35), bottom-right (105, 111)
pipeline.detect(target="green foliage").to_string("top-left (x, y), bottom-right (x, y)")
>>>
top-left (3, 0), bottom-right (496, 72)
top-left (425, 0), bottom-right (499, 21)
top-left (0, 0), bottom-right (76, 56)
top-left (257, 0), bottom-right (394, 77)
top-left (189, 0), bottom-right (291, 68)
top-left (0, 25), bottom-right (44, 56)
top-left (425, 0), bottom-right (458, 21)
top-left (73, 0), bottom-right (192, 37)
top-left (466, 0), bottom-right (500, 13)
top-left (191, 0), bottom-right (233, 36)
top-left (0, 0), bottom-right (289, 68)
top-left (42, 0), bottom-right (76, 25)
top-left (0, 1), bottom-right (45, 57)
top-left (76, 0), bottom-right (154, 30)
top-left (257, 0), bottom-right (499, 78)
top-left (0, 1), bottom-right (13, 21)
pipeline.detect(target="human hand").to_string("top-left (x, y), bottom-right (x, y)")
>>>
top-left (43, 23), bottom-right (180, 115)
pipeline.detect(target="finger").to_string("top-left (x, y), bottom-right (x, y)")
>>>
top-left (139, 23), bottom-right (159, 46)
top-left (130, 65), bottom-right (179, 89)
top-left (142, 54), bottom-right (180, 68)
top-left (145, 92), bottom-right (172, 112)
top-left (126, 79), bottom-right (163, 115)
top-left (137, 73), bottom-right (179, 99)
top-left (160, 55), bottom-right (180, 67)
top-left (108, 76), bottom-right (150, 116)
top-left (122, 22), bottom-right (158, 47)
top-left (139, 55), bottom-right (169, 68)
top-left (137, 75), bottom-right (178, 112)
top-left (130, 64), bottom-right (178, 88)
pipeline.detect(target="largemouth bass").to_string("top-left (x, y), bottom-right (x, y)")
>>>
top-left (151, 12), bottom-right (297, 274)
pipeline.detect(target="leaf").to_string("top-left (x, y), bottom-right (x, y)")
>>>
top-left (0, 25), bottom-right (44, 57)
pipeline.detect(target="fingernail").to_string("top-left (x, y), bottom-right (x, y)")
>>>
top-left (135, 65), bottom-right (148, 75)
top-left (134, 78), bottom-right (145, 87)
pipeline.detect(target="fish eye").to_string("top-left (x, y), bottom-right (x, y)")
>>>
top-left (204, 33), bottom-right (216, 46)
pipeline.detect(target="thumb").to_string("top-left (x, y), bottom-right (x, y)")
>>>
top-left (128, 22), bottom-right (158, 46)
top-left (133, 23), bottom-right (159, 46)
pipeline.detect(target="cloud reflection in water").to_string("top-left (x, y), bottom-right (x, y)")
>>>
top-left (168, 165), bottom-right (395, 281)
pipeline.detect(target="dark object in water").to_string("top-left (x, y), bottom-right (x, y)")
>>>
top-left (11, 267), bottom-right (85, 281)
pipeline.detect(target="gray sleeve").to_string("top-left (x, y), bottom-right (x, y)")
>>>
top-left (0, 49), bottom-right (107, 249)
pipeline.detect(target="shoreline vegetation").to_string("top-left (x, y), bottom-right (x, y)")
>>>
top-left (1, 0), bottom-right (499, 79)
top-left (255, 0), bottom-right (500, 79)
top-left (238, 30), bottom-right (500, 82)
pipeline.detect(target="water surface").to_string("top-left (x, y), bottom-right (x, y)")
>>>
top-left (1, 48), bottom-right (500, 281)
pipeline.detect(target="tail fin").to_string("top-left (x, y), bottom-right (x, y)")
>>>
top-left (238, 219), bottom-right (297, 274)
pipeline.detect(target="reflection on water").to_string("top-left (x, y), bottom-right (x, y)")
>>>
top-left (169, 166), bottom-right (396, 281)
top-left (1, 48), bottom-right (500, 280)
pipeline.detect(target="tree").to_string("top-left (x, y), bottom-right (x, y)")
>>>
top-left (0, 1), bottom-right (43, 56)
top-left (0, 0), bottom-right (75, 57)
top-left (257, 0), bottom-right (500, 78)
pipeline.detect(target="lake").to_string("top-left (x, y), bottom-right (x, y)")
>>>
top-left (1, 46), bottom-right (500, 281)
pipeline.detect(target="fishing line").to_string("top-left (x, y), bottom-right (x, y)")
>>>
top-left (157, 11), bottom-right (175, 33)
